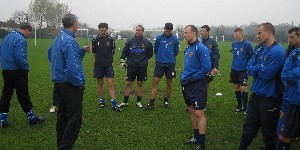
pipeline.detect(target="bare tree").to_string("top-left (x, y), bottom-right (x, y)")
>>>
top-left (12, 10), bottom-right (32, 24)
top-left (29, 0), bottom-right (70, 28)
top-left (175, 25), bottom-right (184, 39)
top-left (29, 0), bottom-right (48, 28)
top-left (54, 2), bottom-right (70, 28)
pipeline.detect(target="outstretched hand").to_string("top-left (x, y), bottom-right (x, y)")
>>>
top-left (83, 45), bottom-right (91, 52)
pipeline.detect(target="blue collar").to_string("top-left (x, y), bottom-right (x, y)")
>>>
top-left (187, 39), bottom-right (199, 46)
top-left (61, 29), bottom-right (75, 38)
top-left (13, 29), bottom-right (26, 39)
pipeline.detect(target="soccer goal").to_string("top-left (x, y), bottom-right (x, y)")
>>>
top-left (77, 28), bottom-right (89, 45)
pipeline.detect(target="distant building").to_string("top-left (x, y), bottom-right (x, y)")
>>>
top-left (0, 21), bottom-right (19, 31)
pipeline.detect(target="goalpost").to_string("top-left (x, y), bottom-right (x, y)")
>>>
top-left (77, 28), bottom-right (89, 45)
top-left (34, 28), bottom-right (90, 46)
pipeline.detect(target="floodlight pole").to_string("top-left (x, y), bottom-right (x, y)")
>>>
top-left (86, 30), bottom-right (88, 45)
top-left (221, 35), bottom-right (225, 42)
top-left (35, 27), bottom-right (37, 47)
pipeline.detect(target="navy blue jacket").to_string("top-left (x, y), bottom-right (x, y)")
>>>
top-left (154, 33), bottom-right (179, 65)
top-left (202, 36), bottom-right (220, 69)
top-left (180, 40), bottom-right (211, 82)
top-left (231, 40), bottom-right (253, 71)
top-left (48, 29), bottom-right (87, 87)
top-left (285, 44), bottom-right (295, 57)
top-left (92, 34), bottom-right (115, 67)
top-left (281, 48), bottom-right (300, 105)
top-left (0, 29), bottom-right (29, 71)
top-left (247, 43), bottom-right (286, 97)
top-left (120, 36), bottom-right (153, 67)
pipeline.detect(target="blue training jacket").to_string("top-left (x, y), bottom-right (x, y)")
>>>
top-left (231, 40), bottom-right (253, 71)
top-left (180, 40), bottom-right (211, 82)
top-left (154, 33), bottom-right (179, 64)
top-left (0, 29), bottom-right (29, 71)
top-left (247, 42), bottom-right (285, 98)
top-left (48, 29), bottom-right (86, 87)
top-left (120, 36), bottom-right (153, 67)
top-left (202, 36), bottom-right (220, 69)
top-left (281, 48), bottom-right (300, 105)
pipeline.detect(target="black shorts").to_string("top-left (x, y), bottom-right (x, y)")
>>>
top-left (153, 64), bottom-right (176, 79)
top-left (280, 104), bottom-right (300, 138)
top-left (230, 69), bottom-right (248, 86)
top-left (93, 66), bottom-right (114, 78)
top-left (127, 67), bottom-right (147, 81)
top-left (182, 79), bottom-right (207, 110)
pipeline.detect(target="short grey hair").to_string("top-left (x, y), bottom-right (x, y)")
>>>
top-left (62, 14), bottom-right (78, 28)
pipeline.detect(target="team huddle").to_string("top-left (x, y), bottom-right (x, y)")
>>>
top-left (0, 13), bottom-right (300, 150)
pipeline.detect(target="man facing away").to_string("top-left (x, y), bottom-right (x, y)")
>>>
top-left (48, 14), bottom-right (91, 149)
top-left (145, 22), bottom-right (179, 110)
top-left (0, 23), bottom-right (46, 128)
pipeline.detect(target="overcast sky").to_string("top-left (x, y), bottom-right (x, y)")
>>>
top-left (0, 0), bottom-right (299, 30)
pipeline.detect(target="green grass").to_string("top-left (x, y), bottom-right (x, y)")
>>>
top-left (0, 38), bottom-right (298, 150)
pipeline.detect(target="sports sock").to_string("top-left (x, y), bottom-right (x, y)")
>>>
top-left (26, 110), bottom-right (37, 120)
top-left (235, 91), bottom-right (242, 108)
top-left (164, 97), bottom-right (169, 102)
top-left (193, 129), bottom-right (199, 140)
top-left (124, 96), bottom-right (129, 103)
top-left (150, 99), bottom-right (155, 105)
top-left (198, 134), bottom-right (206, 144)
top-left (137, 96), bottom-right (141, 102)
top-left (0, 113), bottom-right (8, 124)
top-left (111, 99), bottom-right (117, 107)
top-left (99, 98), bottom-right (105, 104)
top-left (241, 92), bottom-right (248, 111)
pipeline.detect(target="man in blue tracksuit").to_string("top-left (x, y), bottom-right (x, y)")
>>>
top-left (0, 23), bottom-right (46, 128)
top-left (48, 14), bottom-right (91, 149)
top-left (146, 23), bottom-right (179, 110)
top-left (201, 25), bottom-right (220, 83)
top-left (118, 25), bottom-right (153, 108)
top-left (184, 25), bottom-right (220, 112)
top-left (238, 22), bottom-right (286, 150)
top-left (181, 25), bottom-right (211, 150)
top-left (286, 44), bottom-right (296, 58)
top-left (277, 28), bottom-right (300, 150)
top-left (230, 28), bottom-right (253, 115)
top-left (276, 27), bottom-right (300, 137)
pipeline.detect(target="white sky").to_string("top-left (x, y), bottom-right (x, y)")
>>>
top-left (0, 0), bottom-right (299, 30)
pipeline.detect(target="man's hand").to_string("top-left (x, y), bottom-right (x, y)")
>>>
top-left (83, 45), bottom-right (91, 52)
top-left (120, 59), bottom-right (127, 69)
top-left (211, 68), bottom-right (219, 75)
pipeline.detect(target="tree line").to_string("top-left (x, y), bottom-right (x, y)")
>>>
top-left (2, 0), bottom-right (298, 43)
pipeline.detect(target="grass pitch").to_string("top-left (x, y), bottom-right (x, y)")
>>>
top-left (1, 38), bottom-right (298, 150)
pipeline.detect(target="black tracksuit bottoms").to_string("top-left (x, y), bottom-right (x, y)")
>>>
top-left (55, 82), bottom-right (84, 150)
top-left (238, 94), bottom-right (280, 150)
top-left (0, 70), bottom-right (32, 113)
